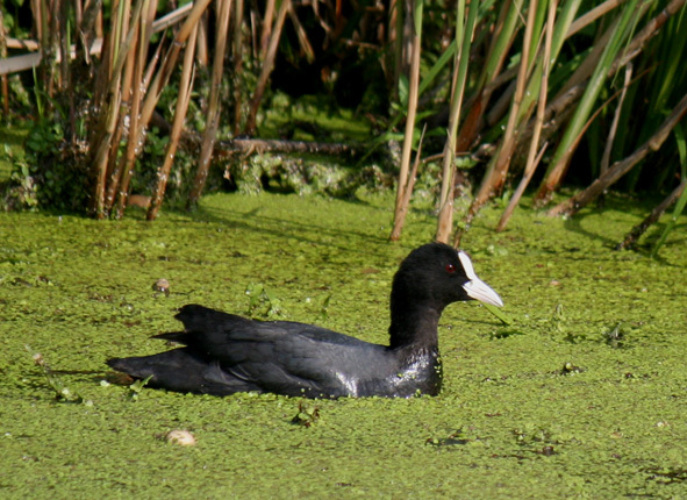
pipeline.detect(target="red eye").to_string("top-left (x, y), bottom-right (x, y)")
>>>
top-left (446, 264), bottom-right (457, 274)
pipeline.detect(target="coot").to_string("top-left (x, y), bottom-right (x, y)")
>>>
top-left (107, 243), bottom-right (503, 398)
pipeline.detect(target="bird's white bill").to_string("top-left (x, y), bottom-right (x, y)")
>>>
top-left (463, 276), bottom-right (504, 307)
top-left (458, 251), bottom-right (504, 307)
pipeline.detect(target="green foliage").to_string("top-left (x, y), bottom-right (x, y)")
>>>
top-left (291, 401), bottom-right (322, 427)
top-left (132, 128), bottom-right (198, 203)
top-left (3, 153), bottom-right (37, 210)
top-left (27, 346), bottom-right (84, 403)
top-left (512, 422), bottom-right (574, 456)
top-left (319, 293), bottom-right (332, 322)
top-left (604, 323), bottom-right (626, 349)
top-left (426, 428), bottom-right (470, 447)
top-left (245, 283), bottom-right (284, 318)
top-left (127, 376), bottom-right (153, 401)
top-left (7, 75), bottom-right (32, 113)
top-left (483, 302), bottom-right (513, 326)
top-left (226, 153), bottom-right (392, 198)
top-left (3, 118), bottom-right (89, 212)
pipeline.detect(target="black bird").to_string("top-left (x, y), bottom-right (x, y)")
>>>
top-left (107, 243), bottom-right (503, 398)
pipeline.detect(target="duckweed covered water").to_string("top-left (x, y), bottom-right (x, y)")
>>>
top-left (1, 192), bottom-right (686, 498)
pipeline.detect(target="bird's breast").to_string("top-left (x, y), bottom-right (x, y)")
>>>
top-left (383, 350), bottom-right (442, 397)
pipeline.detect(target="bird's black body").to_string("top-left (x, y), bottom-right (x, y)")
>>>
top-left (107, 243), bottom-right (502, 398)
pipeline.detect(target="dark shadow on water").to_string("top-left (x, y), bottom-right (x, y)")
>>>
top-left (561, 197), bottom-right (686, 267)
top-left (563, 211), bottom-right (610, 248)
top-left (561, 195), bottom-right (681, 245)
top-left (52, 369), bottom-right (105, 376)
top-left (168, 197), bottom-right (399, 255)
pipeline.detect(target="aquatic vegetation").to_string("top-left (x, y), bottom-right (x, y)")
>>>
top-left (292, 401), bottom-right (322, 428)
top-left (126, 376), bottom-right (153, 402)
top-left (26, 347), bottom-right (84, 404)
top-left (0, 191), bottom-right (686, 497)
top-left (244, 282), bottom-right (284, 318)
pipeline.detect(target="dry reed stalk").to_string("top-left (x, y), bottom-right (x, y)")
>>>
top-left (287, 6), bottom-right (314, 62)
top-left (33, 0), bottom-right (49, 96)
top-left (45, 0), bottom-right (59, 96)
top-left (566, 0), bottom-right (624, 38)
top-left (616, 179), bottom-right (687, 250)
top-left (534, 0), bottom-right (645, 207)
top-left (435, 103), bottom-right (458, 242)
top-left (58, 0), bottom-right (76, 142)
top-left (548, 92), bottom-right (687, 217)
top-left (115, 0), bottom-right (158, 219)
top-left (389, 0), bottom-right (422, 242)
top-left (31, 0), bottom-right (44, 43)
top-left (260, 0), bottom-right (277, 59)
top-left (102, 0), bottom-right (139, 211)
top-left (496, 0), bottom-right (556, 232)
top-left (397, 125), bottom-right (426, 220)
top-left (141, 33), bottom-right (164, 91)
top-left (138, 0), bottom-right (212, 132)
top-left (151, 3), bottom-right (193, 32)
top-left (187, 0), bottom-right (233, 207)
top-left (103, 24), bottom-right (163, 200)
top-left (245, 0), bottom-right (290, 135)
top-left (78, 0), bottom-right (103, 65)
top-left (88, 26), bottom-right (114, 143)
top-left (458, 0), bottom-right (540, 244)
top-left (232, 0), bottom-right (245, 135)
top-left (147, 24), bottom-right (199, 221)
top-left (91, 0), bottom-right (145, 217)
top-left (600, 64), bottom-right (632, 177)
top-left (483, 0), bottom-right (539, 195)
top-left (455, 0), bottom-right (519, 153)
top-left (103, 2), bottom-right (139, 213)
top-left (391, 0), bottom-right (406, 100)
top-left (435, 0), bottom-right (476, 244)
top-left (386, 0), bottom-right (400, 97)
top-left (99, 0), bottom-right (208, 217)
top-left (0, 10), bottom-right (8, 117)
top-left (196, 12), bottom-right (208, 67)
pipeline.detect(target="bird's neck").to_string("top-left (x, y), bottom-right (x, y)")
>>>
top-left (388, 303), bottom-right (442, 349)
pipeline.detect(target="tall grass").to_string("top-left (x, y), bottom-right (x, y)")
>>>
top-left (389, 0), bottom-right (686, 248)
top-left (1, 0), bottom-right (685, 245)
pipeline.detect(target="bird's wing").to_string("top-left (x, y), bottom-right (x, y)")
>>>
top-left (173, 305), bottom-right (391, 397)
